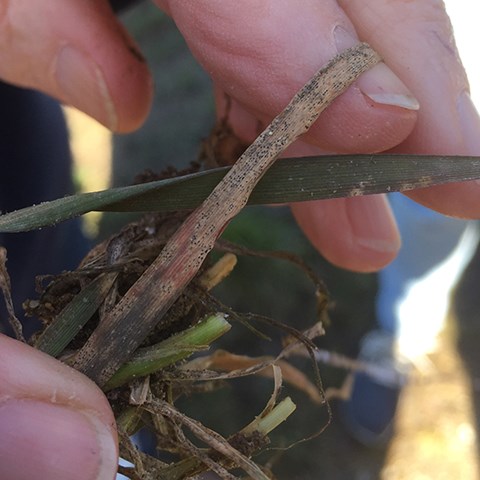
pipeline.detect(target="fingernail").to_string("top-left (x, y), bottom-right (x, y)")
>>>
top-left (0, 399), bottom-right (117, 480)
top-left (56, 45), bottom-right (118, 130)
top-left (457, 91), bottom-right (480, 154)
top-left (333, 25), bottom-right (420, 111)
top-left (348, 195), bottom-right (401, 254)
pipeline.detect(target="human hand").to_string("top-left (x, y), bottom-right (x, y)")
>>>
top-left (156, 0), bottom-right (480, 271)
top-left (0, 334), bottom-right (118, 480)
top-left (2, 1), bottom-right (478, 272)
top-left (0, 2), bottom-right (477, 478)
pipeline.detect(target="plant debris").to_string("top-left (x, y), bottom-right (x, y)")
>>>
top-left (70, 43), bottom-right (381, 388)
top-left (19, 199), bottom-right (329, 478)
top-left (0, 247), bottom-right (25, 342)
top-left (0, 44), bottom-right (385, 479)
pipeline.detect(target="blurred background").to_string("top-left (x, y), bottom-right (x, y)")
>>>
top-left (64, 1), bottom-right (480, 479)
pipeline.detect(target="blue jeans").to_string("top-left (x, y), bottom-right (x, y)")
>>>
top-left (376, 193), bottom-right (478, 354)
top-left (0, 82), bottom-right (88, 339)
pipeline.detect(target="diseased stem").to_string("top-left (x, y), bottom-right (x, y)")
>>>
top-left (72, 43), bottom-right (381, 387)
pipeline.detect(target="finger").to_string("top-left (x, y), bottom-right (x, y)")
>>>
top-left (0, 0), bottom-right (152, 132)
top-left (339, 0), bottom-right (480, 218)
top-left (159, 0), bottom-right (419, 153)
top-left (283, 141), bottom-right (400, 272)
top-left (0, 335), bottom-right (117, 480)
top-left (213, 82), bottom-right (402, 272)
top-left (291, 195), bottom-right (400, 272)
top-left (208, 101), bottom-right (402, 273)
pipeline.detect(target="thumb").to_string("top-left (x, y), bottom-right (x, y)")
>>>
top-left (0, 0), bottom-right (152, 132)
top-left (0, 334), bottom-right (118, 480)
top-left (160, 0), bottom-right (419, 154)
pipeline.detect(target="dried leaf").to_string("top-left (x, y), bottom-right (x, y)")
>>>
top-left (196, 350), bottom-right (324, 404)
top-left (0, 247), bottom-right (25, 342)
top-left (148, 399), bottom-right (271, 480)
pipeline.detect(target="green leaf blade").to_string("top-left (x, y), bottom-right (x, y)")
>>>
top-left (35, 272), bottom-right (118, 357)
top-left (1, 155), bottom-right (480, 233)
top-left (104, 313), bottom-right (231, 391)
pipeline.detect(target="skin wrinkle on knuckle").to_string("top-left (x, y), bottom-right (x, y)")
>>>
top-left (177, 2), bottom-right (339, 105)
top-left (340, 0), bottom-right (451, 51)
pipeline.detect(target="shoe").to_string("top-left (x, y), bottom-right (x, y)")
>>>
top-left (338, 330), bottom-right (409, 448)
